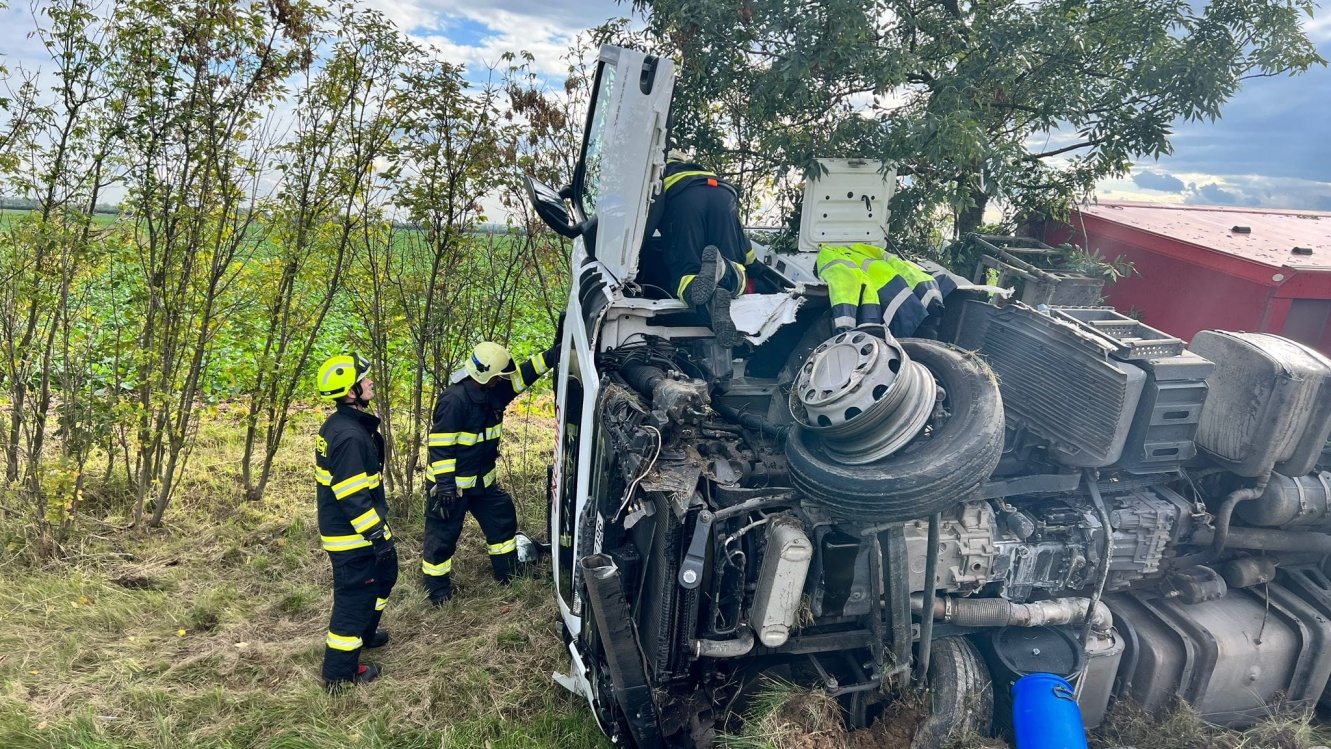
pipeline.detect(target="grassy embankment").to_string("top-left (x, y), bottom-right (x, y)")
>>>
top-left (0, 395), bottom-right (611, 748)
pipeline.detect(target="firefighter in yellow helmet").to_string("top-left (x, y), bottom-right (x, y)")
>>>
top-left (313, 352), bottom-right (397, 691)
top-left (421, 324), bottom-right (562, 605)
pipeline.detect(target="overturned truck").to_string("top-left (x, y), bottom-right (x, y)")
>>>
top-left (528, 45), bottom-right (1331, 747)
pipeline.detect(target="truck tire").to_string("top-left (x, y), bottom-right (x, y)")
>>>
top-left (785, 339), bottom-right (1003, 522)
top-left (911, 636), bottom-right (994, 748)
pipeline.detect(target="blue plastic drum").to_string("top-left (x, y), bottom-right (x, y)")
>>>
top-left (1011, 673), bottom-right (1089, 749)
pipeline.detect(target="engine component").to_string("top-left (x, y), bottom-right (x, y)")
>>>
top-left (1079, 627), bottom-right (1125, 728)
top-left (1220, 557), bottom-right (1277, 589)
top-left (1189, 330), bottom-right (1331, 478)
top-left (787, 339), bottom-right (1004, 522)
top-left (580, 554), bottom-right (663, 745)
top-left (1235, 471), bottom-right (1331, 529)
top-left (691, 629), bottom-right (755, 658)
top-left (678, 510), bottom-right (712, 589)
top-left (749, 517), bottom-right (813, 647)
top-left (904, 501), bottom-right (1007, 594)
top-left (1160, 566), bottom-right (1227, 605)
top-left (915, 595), bottom-right (1112, 632)
top-left (1101, 485), bottom-right (1194, 590)
top-left (1109, 587), bottom-right (1331, 724)
top-left (791, 331), bottom-right (936, 464)
top-left (1043, 307), bottom-right (1214, 474)
top-left (1116, 351), bottom-right (1213, 473)
top-left (1190, 525), bottom-right (1331, 554)
top-left (953, 301), bottom-right (1146, 467)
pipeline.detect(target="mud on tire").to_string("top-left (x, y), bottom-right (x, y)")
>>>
top-left (785, 338), bottom-right (1003, 522)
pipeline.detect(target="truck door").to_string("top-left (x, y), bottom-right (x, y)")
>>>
top-left (570, 45), bottom-right (675, 286)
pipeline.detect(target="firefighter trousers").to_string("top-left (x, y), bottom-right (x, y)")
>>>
top-left (322, 549), bottom-right (398, 682)
top-left (421, 484), bottom-right (519, 603)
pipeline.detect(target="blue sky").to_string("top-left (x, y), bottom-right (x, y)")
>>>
top-left (2, 0), bottom-right (1327, 211)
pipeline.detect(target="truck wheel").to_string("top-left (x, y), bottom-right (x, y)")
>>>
top-left (785, 338), bottom-right (1003, 522)
top-left (911, 637), bottom-right (994, 748)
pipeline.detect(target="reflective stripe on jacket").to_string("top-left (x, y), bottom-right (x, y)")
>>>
top-left (426, 347), bottom-right (559, 497)
top-left (315, 404), bottom-right (391, 555)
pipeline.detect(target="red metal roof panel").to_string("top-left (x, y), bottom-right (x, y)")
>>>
top-left (1075, 202), bottom-right (1331, 271)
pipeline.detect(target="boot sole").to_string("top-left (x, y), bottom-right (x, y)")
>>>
top-left (687, 245), bottom-right (721, 305)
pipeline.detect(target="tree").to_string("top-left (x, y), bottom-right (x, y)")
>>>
top-left (0, 0), bottom-right (123, 554)
top-left (237, 6), bottom-right (412, 502)
top-left (108, 0), bottom-right (317, 526)
top-left (630, 0), bottom-right (1325, 242)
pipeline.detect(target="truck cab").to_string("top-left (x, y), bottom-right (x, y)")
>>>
top-left (530, 44), bottom-right (1331, 748)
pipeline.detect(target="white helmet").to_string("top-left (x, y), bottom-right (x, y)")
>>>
top-left (465, 341), bottom-right (515, 384)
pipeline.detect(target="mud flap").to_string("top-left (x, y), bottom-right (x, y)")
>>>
top-left (581, 553), bottom-right (664, 749)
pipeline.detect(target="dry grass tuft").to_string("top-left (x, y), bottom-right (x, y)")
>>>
top-left (1092, 698), bottom-right (1331, 749)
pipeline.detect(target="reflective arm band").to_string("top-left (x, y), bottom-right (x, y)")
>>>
top-left (350, 508), bottom-right (382, 533)
top-left (488, 537), bottom-right (517, 555)
top-left (431, 459), bottom-right (457, 475)
top-left (429, 432), bottom-right (455, 447)
top-left (332, 472), bottom-right (371, 500)
top-left (314, 467), bottom-right (332, 486)
top-left (745, 248), bottom-right (757, 264)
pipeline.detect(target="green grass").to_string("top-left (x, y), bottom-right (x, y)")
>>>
top-left (0, 394), bottom-right (609, 748)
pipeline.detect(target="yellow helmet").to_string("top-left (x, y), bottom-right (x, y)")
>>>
top-left (317, 353), bottom-right (372, 400)
top-left (465, 341), bottom-right (515, 384)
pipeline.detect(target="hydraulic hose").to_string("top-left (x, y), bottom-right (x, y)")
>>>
top-left (711, 400), bottom-right (790, 441)
top-left (1211, 474), bottom-right (1271, 554)
top-left (620, 364), bottom-right (667, 399)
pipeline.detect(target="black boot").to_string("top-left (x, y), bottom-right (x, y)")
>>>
top-left (324, 663), bottom-right (382, 693)
top-left (687, 245), bottom-right (723, 305)
top-left (365, 630), bottom-right (390, 649)
top-left (706, 289), bottom-right (744, 348)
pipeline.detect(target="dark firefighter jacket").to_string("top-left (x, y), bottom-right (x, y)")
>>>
top-left (659, 158), bottom-right (755, 300)
top-left (426, 346), bottom-right (560, 497)
top-left (315, 404), bottom-right (391, 555)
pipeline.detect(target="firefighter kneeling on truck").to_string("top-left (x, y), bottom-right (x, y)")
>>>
top-left (420, 321), bottom-right (562, 606)
top-left (656, 150), bottom-right (755, 347)
top-left (314, 353), bottom-right (397, 691)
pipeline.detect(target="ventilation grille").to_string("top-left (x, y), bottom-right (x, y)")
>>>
top-left (979, 311), bottom-right (1136, 465)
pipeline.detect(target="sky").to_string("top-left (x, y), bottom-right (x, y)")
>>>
top-left (1, 0), bottom-right (1328, 213)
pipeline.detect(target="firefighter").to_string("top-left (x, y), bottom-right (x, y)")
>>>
top-left (314, 352), bottom-right (397, 691)
top-left (421, 329), bottom-right (561, 606)
top-left (658, 151), bottom-right (754, 347)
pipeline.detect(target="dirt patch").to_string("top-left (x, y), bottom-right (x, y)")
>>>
top-left (848, 692), bottom-right (924, 749)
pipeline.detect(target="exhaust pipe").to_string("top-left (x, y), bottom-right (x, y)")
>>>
top-left (911, 595), bottom-right (1112, 634)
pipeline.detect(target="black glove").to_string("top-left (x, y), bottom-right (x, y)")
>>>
top-left (554, 311), bottom-right (566, 346)
top-left (430, 483), bottom-right (458, 522)
top-left (367, 526), bottom-right (396, 564)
